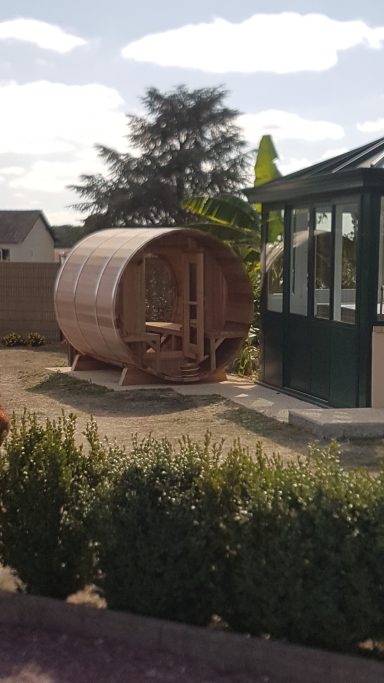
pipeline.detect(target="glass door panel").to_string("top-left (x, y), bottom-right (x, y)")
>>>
top-left (333, 203), bottom-right (358, 324)
top-left (290, 208), bottom-right (310, 315)
top-left (377, 198), bottom-right (384, 320)
top-left (266, 209), bottom-right (284, 312)
top-left (314, 207), bottom-right (332, 319)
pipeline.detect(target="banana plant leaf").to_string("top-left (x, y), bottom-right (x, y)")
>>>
top-left (254, 134), bottom-right (281, 186)
top-left (181, 195), bottom-right (259, 230)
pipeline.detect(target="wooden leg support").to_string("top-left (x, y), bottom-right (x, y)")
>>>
top-left (71, 354), bottom-right (110, 371)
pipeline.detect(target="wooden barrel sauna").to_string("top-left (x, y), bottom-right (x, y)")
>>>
top-left (54, 228), bottom-right (253, 383)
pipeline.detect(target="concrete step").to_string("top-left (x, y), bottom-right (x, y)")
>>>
top-left (289, 408), bottom-right (384, 440)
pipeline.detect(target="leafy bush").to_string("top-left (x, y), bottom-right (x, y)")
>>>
top-left (2, 413), bottom-right (384, 653)
top-left (94, 434), bottom-right (231, 625)
top-left (96, 436), bottom-right (384, 650)
top-left (0, 332), bottom-right (26, 346)
top-left (225, 443), bottom-right (384, 650)
top-left (26, 332), bottom-right (45, 346)
top-left (0, 332), bottom-right (45, 347)
top-left (0, 413), bottom-right (112, 599)
top-left (233, 326), bottom-right (259, 377)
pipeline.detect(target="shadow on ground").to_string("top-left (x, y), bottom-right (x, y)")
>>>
top-left (28, 372), bottom-right (384, 471)
top-left (28, 373), bottom-right (223, 418)
top-left (221, 404), bottom-right (384, 471)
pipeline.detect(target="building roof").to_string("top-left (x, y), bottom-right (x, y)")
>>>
top-left (244, 136), bottom-right (384, 204)
top-left (280, 136), bottom-right (384, 180)
top-left (0, 210), bottom-right (53, 244)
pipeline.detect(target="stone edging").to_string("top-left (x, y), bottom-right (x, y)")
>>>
top-left (0, 591), bottom-right (383, 682)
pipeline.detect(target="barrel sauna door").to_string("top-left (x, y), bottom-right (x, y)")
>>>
top-left (183, 252), bottom-right (204, 360)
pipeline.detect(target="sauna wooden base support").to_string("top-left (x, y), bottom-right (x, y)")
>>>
top-left (119, 365), bottom-right (169, 386)
top-left (70, 353), bottom-right (227, 386)
top-left (71, 354), bottom-right (112, 372)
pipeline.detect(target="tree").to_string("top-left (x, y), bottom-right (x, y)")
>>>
top-left (70, 85), bottom-right (250, 229)
top-left (181, 135), bottom-right (282, 270)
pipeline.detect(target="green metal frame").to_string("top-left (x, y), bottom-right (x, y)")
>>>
top-left (253, 171), bottom-right (384, 408)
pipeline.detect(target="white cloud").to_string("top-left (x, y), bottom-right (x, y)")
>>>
top-left (0, 80), bottom-right (129, 203)
top-left (277, 157), bottom-right (313, 175)
top-left (239, 110), bottom-right (344, 143)
top-left (357, 118), bottom-right (384, 133)
top-left (0, 80), bottom-right (127, 155)
top-left (320, 147), bottom-right (348, 159)
top-left (277, 147), bottom-right (349, 175)
top-left (0, 18), bottom-right (86, 53)
top-left (0, 166), bottom-right (25, 176)
top-left (48, 209), bottom-right (82, 225)
top-left (9, 153), bottom-right (105, 193)
top-left (122, 13), bottom-right (384, 74)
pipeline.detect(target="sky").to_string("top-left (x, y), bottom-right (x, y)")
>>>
top-left (1, 0), bottom-right (384, 225)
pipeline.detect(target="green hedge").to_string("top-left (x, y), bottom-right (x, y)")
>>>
top-left (1, 414), bottom-right (384, 652)
top-left (0, 413), bottom-right (112, 598)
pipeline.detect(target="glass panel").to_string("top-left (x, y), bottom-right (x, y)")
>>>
top-left (290, 208), bottom-right (310, 316)
top-left (333, 202), bottom-right (358, 324)
top-left (314, 208), bottom-right (332, 319)
top-left (377, 198), bottom-right (384, 320)
top-left (266, 209), bottom-right (284, 312)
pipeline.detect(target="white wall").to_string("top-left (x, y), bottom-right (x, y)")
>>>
top-left (0, 217), bottom-right (54, 262)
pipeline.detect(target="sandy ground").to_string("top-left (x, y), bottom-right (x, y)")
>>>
top-left (0, 344), bottom-right (312, 461)
top-left (1, 344), bottom-right (384, 468)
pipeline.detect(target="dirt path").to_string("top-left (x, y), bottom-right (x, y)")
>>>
top-left (0, 624), bottom-right (265, 683)
top-left (1, 345), bottom-right (383, 467)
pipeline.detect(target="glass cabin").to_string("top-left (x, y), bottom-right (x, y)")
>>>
top-left (245, 137), bottom-right (384, 407)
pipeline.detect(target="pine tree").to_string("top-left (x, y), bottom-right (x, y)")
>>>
top-left (70, 85), bottom-right (250, 229)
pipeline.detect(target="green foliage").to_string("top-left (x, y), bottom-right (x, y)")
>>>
top-left (232, 326), bottom-right (259, 377)
top-left (70, 85), bottom-right (250, 229)
top-left (226, 443), bottom-right (384, 650)
top-left (0, 332), bottom-right (26, 346)
top-left (182, 134), bottom-right (281, 270)
top-left (96, 436), bottom-right (384, 650)
top-left (0, 413), bottom-right (111, 598)
top-left (25, 332), bottom-right (45, 347)
top-left (94, 432), bottom-right (384, 650)
top-left (254, 135), bottom-right (281, 187)
top-left (94, 434), bottom-right (228, 625)
top-left (50, 224), bottom-right (86, 248)
top-left (2, 412), bottom-right (384, 653)
top-left (0, 332), bottom-right (46, 347)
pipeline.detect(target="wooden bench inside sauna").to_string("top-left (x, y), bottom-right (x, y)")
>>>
top-left (54, 228), bottom-right (253, 384)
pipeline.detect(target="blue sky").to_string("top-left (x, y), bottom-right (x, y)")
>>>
top-left (1, 0), bottom-right (384, 224)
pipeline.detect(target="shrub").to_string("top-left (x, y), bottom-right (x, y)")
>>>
top-left (0, 332), bottom-right (26, 346)
top-left (233, 326), bottom-right (259, 377)
top-left (96, 436), bottom-right (384, 650)
top-left (94, 434), bottom-right (240, 625)
top-left (2, 413), bottom-right (384, 654)
top-left (225, 443), bottom-right (384, 650)
top-left (26, 332), bottom-right (45, 346)
top-left (0, 412), bottom-right (112, 599)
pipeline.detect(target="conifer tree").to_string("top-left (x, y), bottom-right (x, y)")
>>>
top-left (70, 85), bottom-right (249, 229)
